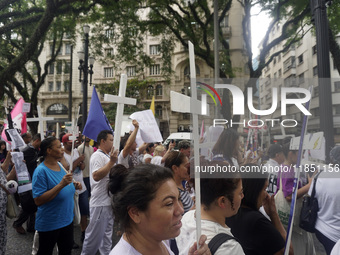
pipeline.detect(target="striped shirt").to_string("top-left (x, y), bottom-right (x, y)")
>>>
top-left (179, 188), bottom-right (194, 214)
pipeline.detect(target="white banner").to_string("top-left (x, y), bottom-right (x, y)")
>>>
top-left (129, 110), bottom-right (163, 143)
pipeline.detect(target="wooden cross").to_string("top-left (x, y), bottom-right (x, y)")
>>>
top-left (103, 74), bottom-right (137, 151)
top-left (27, 105), bottom-right (54, 141)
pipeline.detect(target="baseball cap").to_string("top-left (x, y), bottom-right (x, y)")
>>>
top-left (62, 133), bottom-right (72, 144)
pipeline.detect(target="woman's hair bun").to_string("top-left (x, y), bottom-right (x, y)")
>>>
top-left (108, 164), bottom-right (129, 195)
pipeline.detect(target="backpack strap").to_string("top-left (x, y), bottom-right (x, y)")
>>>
top-left (208, 233), bottom-right (235, 255)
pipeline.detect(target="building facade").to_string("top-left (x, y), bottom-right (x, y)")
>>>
top-left (24, 1), bottom-right (248, 139)
top-left (259, 25), bottom-right (340, 143)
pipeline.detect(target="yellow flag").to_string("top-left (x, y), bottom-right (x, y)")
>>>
top-left (150, 95), bottom-right (155, 115)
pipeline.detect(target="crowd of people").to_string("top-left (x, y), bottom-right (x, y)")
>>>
top-left (0, 121), bottom-right (340, 255)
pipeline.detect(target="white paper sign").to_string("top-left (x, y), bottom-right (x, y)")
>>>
top-left (129, 110), bottom-right (163, 143)
top-left (22, 103), bottom-right (31, 113)
top-left (11, 151), bottom-right (32, 193)
top-left (7, 129), bottom-right (26, 149)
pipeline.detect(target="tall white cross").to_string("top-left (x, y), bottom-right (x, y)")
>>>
top-left (27, 105), bottom-right (54, 141)
top-left (65, 107), bottom-right (80, 173)
top-left (170, 41), bottom-right (206, 246)
top-left (104, 74), bottom-right (137, 151)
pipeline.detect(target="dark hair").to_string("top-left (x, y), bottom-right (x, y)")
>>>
top-left (0, 141), bottom-right (7, 158)
top-left (241, 164), bottom-right (268, 210)
top-left (282, 142), bottom-right (293, 158)
top-left (212, 128), bottom-right (239, 159)
top-left (267, 144), bottom-right (283, 158)
top-left (164, 151), bottom-right (187, 169)
top-left (32, 133), bottom-right (41, 141)
top-left (108, 164), bottom-right (174, 231)
top-left (178, 140), bottom-right (191, 150)
top-left (97, 130), bottom-right (113, 143)
top-left (39, 136), bottom-right (58, 161)
top-left (21, 133), bottom-right (30, 139)
top-left (200, 161), bottom-right (241, 210)
top-left (120, 132), bottom-right (130, 151)
top-left (146, 143), bottom-right (155, 153)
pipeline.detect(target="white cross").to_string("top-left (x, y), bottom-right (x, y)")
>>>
top-left (66, 107), bottom-right (80, 173)
top-left (104, 74), bottom-right (137, 151)
top-left (170, 41), bottom-right (205, 246)
top-left (27, 105), bottom-right (54, 141)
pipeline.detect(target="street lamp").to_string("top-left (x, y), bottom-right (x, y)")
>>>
top-left (78, 25), bottom-right (95, 131)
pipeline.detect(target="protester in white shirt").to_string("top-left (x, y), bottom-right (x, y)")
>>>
top-left (309, 146), bottom-right (340, 255)
top-left (118, 120), bottom-right (147, 168)
top-left (108, 164), bottom-right (211, 255)
top-left (263, 144), bottom-right (285, 195)
top-left (151, 143), bottom-right (175, 166)
top-left (81, 130), bottom-right (118, 255)
top-left (61, 134), bottom-right (88, 243)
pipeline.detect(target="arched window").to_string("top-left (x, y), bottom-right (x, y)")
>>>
top-left (147, 85), bottom-right (154, 99)
top-left (47, 103), bottom-right (68, 115)
top-left (184, 65), bottom-right (200, 78)
top-left (156, 105), bottom-right (162, 118)
top-left (156, 84), bottom-right (163, 96)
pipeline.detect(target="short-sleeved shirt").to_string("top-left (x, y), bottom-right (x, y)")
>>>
top-left (110, 236), bottom-right (174, 255)
top-left (179, 188), bottom-right (194, 214)
top-left (64, 150), bottom-right (86, 194)
top-left (77, 143), bottom-right (94, 178)
top-left (150, 155), bottom-right (163, 166)
top-left (32, 162), bottom-right (75, 232)
top-left (118, 148), bottom-right (139, 168)
top-left (176, 210), bottom-right (244, 255)
top-left (89, 149), bottom-right (112, 207)
top-left (225, 207), bottom-right (285, 255)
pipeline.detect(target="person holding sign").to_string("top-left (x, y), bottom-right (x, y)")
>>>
top-left (32, 137), bottom-right (82, 255)
top-left (118, 120), bottom-right (147, 169)
top-left (108, 164), bottom-right (211, 255)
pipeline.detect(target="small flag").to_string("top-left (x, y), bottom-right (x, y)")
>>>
top-left (150, 95), bottom-right (155, 115)
top-left (83, 86), bottom-right (113, 141)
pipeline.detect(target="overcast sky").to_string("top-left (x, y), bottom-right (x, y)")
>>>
top-left (251, 5), bottom-right (270, 58)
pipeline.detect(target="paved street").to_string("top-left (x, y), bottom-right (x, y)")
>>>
top-left (5, 217), bottom-right (121, 255)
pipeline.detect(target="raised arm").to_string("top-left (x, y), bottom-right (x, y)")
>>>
top-left (122, 120), bottom-right (139, 158)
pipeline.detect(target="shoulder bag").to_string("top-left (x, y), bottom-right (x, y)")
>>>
top-left (299, 171), bottom-right (322, 233)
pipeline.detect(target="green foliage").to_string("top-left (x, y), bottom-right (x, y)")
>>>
top-left (87, 0), bottom-right (234, 78)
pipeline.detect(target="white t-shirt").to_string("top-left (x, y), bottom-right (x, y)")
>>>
top-left (77, 143), bottom-right (94, 178)
top-left (89, 150), bottom-right (111, 207)
top-left (118, 148), bottom-right (139, 168)
top-left (176, 210), bottom-right (244, 255)
top-left (142, 153), bottom-right (153, 163)
top-left (308, 171), bottom-right (340, 242)
top-left (331, 239), bottom-right (340, 255)
top-left (150, 155), bottom-right (164, 166)
top-left (64, 149), bottom-right (86, 194)
top-left (110, 236), bottom-right (174, 255)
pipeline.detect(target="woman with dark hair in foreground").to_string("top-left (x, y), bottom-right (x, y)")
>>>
top-left (108, 164), bottom-right (211, 255)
